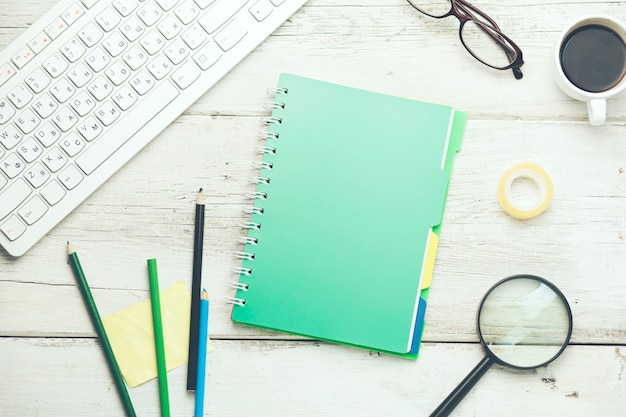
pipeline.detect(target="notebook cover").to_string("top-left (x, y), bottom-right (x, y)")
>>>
top-left (232, 73), bottom-right (465, 356)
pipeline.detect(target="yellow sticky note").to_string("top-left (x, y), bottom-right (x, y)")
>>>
top-left (103, 280), bottom-right (213, 388)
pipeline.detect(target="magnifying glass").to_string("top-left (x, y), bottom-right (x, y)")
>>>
top-left (430, 274), bottom-right (573, 417)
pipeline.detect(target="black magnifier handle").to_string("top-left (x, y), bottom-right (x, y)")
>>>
top-left (430, 355), bottom-right (494, 417)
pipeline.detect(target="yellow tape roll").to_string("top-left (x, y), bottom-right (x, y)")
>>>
top-left (497, 163), bottom-right (553, 220)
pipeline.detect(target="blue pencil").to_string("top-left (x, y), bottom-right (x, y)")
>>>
top-left (194, 290), bottom-right (209, 417)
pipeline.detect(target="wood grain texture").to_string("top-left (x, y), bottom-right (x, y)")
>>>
top-left (1, 0), bottom-right (625, 416)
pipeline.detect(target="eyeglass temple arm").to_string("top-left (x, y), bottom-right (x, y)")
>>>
top-left (454, 0), bottom-right (523, 78)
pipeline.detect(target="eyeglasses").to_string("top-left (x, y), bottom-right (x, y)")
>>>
top-left (407, 0), bottom-right (524, 80)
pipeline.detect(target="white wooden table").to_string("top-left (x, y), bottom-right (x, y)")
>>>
top-left (2, 1), bottom-right (626, 416)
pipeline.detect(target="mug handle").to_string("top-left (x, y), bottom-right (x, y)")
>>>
top-left (588, 98), bottom-right (606, 126)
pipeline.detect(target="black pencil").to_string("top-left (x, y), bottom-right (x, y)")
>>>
top-left (187, 188), bottom-right (205, 390)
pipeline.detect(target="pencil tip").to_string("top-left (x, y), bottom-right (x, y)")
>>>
top-left (197, 188), bottom-right (205, 205)
top-left (201, 289), bottom-right (209, 300)
top-left (66, 242), bottom-right (75, 255)
top-left (199, 187), bottom-right (203, 193)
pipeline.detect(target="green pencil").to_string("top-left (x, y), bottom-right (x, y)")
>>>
top-left (147, 258), bottom-right (170, 417)
top-left (66, 242), bottom-right (136, 417)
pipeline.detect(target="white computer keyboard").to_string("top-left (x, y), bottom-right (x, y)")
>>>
top-left (0, 0), bottom-right (307, 256)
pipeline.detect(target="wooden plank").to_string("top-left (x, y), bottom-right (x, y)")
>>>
top-left (0, 338), bottom-right (624, 417)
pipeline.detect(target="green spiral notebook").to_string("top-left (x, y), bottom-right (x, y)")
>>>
top-left (231, 73), bottom-right (466, 357)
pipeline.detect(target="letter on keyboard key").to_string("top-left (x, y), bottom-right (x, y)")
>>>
top-left (76, 80), bottom-right (179, 175)
top-left (0, 178), bottom-right (32, 221)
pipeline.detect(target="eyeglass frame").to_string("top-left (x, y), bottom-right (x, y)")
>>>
top-left (407, 0), bottom-right (524, 80)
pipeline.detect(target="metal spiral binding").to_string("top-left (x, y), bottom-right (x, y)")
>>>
top-left (258, 131), bottom-right (279, 141)
top-left (264, 116), bottom-right (282, 125)
top-left (238, 236), bottom-right (259, 246)
top-left (241, 221), bottom-right (261, 230)
top-left (230, 84), bottom-right (288, 308)
top-left (267, 87), bottom-right (288, 95)
top-left (245, 191), bottom-right (267, 200)
top-left (234, 251), bottom-right (255, 261)
top-left (252, 161), bottom-right (274, 170)
top-left (229, 282), bottom-right (249, 291)
top-left (243, 206), bottom-right (264, 215)
top-left (227, 297), bottom-right (246, 307)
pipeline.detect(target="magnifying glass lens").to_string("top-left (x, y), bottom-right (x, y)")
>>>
top-left (478, 276), bottom-right (572, 368)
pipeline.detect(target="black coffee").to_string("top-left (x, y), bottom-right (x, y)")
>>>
top-left (560, 24), bottom-right (626, 92)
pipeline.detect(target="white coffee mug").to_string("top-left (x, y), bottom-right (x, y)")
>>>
top-left (553, 15), bottom-right (626, 126)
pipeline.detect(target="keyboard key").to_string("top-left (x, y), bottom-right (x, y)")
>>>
top-left (8, 84), bottom-right (33, 109)
top-left (1, 215), bottom-right (27, 241)
top-left (11, 46), bottom-right (36, 69)
top-left (16, 137), bottom-right (43, 163)
top-left (25, 68), bottom-right (51, 93)
top-left (42, 147), bottom-right (68, 172)
top-left (87, 76), bottom-right (113, 101)
top-left (62, 3), bottom-right (86, 25)
top-left (120, 16), bottom-right (146, 42)
top-left (214, 18), bottom-right (248, 51)
top-left (32, 93), bottom-right (58, 118)
top-left (175, 1), bottom-right (201, 24)
top-left (85, 46), bottom-right (111, 72)
top-left (96, 7), bottom-right (121, 32)
top-left (182, 24), bottom-right (207, 50)
top-left (40, 179), bottom-right (66, 205)
top-left (105, 60), bottom-right (132, 85)
top-left (45, 17), bottom-right (69, 40)
top-left (112, 0), bottom-right (138, 16)
top-left (24, 163), bottom-right (51, 188)
top-left (156, 0), bottom-right (180, 12)
top-left (28, 32), bottom-right (52, 54)
top-left (198, 0), bottom-right (247, 34)
top-left (129, 70), bottom-right (156, 95)
top-left (1, 153), bottom-right (26, 178)
top-left (77, 22), bottom-right (104, 47)
top-left (138, 1), bottom-right (163, 26)
top-left (43, 53), bottom-right (69, 78)
top-left (123, 45), bottom-right (148, 70)
top-left (0, 178), bottom-right (31, 220)
top-left (34, 122), bottom-right (61, 147)
top-left (165, 39), bottom-right (190, 65)
top-left (51, 106), bottom-right (78, 132)
top-left (15, 108), bottom-right (40, 134)
top-left (158, 14), bottom-right (183, 40)
top-left (192, 41), bottom-right (221, 70)
top-left (103, 32), bottom-right (129, 57)
top-left (18, 195), bottom-right (48, 225)
top-left (0, 63), bottom-right (16, 87)
top-left (50, 77), bottom-right (77, 103)
top-left (140, 30), bottom-right (166, 55)
top-left (194, 0), bottom-right (216, 8)
top-left (112, 85), bottom-right (138, 110)
top-left (70, 91), bottom-right (96, 116)
top-left (76, 116), bottom-right (103, 140)
top-left (58, 164), bottom-right (84, 190)
top-left (67, 62), bottom-right (94, 88)
top-left (60, 131), bottom-right (86, 157)
top-left (147, 55), bottom-right (173, 79)
top-left (249, 0), bottom-right (273, 22)
top-left (76, 80), bottom-right (179, 175)
top-left (61, 38), bottom-right (87, 63)
top-left (171, 60), bottom-right (201, 89)
top-left (0, 99), bottom-right (16, 125)
top-left (95, 100), bottom-right (121, 125)
top-left (0, 123), bottom-right (22, 148)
